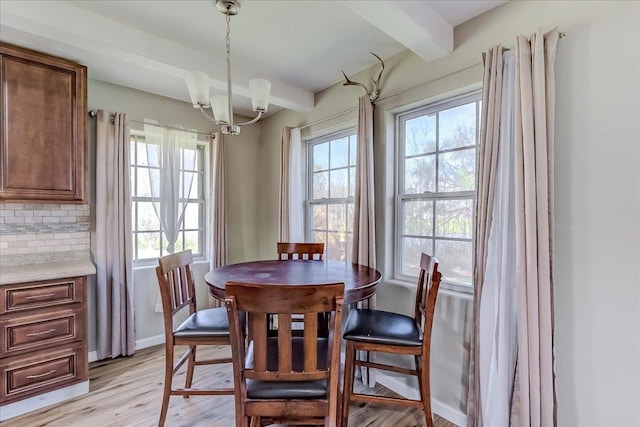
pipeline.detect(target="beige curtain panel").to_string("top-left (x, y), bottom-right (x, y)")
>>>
top-left (95, 110), bottom-right (135, 359)
top-left (279, 126), bottom-right (293, 242)
top-left (208, 132), bottom-right (226, 308)
top-left (467, 28), bottom-right (559, 427)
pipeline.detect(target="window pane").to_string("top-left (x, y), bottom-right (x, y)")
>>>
top-left (313, 204), bottom-right (327, 230)
top-left (346, 203), bottom-right (353, 233)
top-left (173, 236), bottom-right (184, 253)
top-left (439, 148), bottom-right (476, 192)
top-left (188, 175), bottom-right (199, 199)
top-left (327, 204), bottom-right (346, 232)
top-left (130, 140), bottom-right (136, 166)
top-left (439, 103), bottom-right (476, 150)
top-left (136, 168), bottom-right (152, 197)
top-left (137, 142), bottom-right (149, 166)
top-left (331, 136), bottom-right (349, 168)
top-left (402, 237), bottom-right (434, 276)
top-left (435, 239), bottom-right (472, 285)
top-left (436, 199), bottom-right (473, 238)
top-left (183, 149), bottom-right (197, 171)
top-left (326, 232), bottom-right (347, 262)
top-left (183, 203), bottom-right (199, 230)
top-left (184, 231), bottom-right (199, 254)
top-left (405, 155), bottom-right (436, 194)
top-left (147, 167), bottom-right (159, 198)
top-left (313, 142), bottom-right (329, 171)
top-left (349, 135), bottom-right (357, 166)
top-left (313, 171), bottom-right (328, 199)
top-left (329, 169), bottom-right (348, 198)
top-left (403, 200), bottom-right (433, 236)
top-left (138, 202), bottom-right (159, 231)
top-left (182, 171), bottom-right (196, 198)
top-left (137, 232), bottom-right (160, 260)
top-left (405, 114), bottom-right (436, 156)
top-left (314, 231), bottom-right (326, 245)
top-left (349, 167), bottom-right (355, 197)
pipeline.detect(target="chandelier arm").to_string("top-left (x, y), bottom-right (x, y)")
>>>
top-left (198, 106), bottom-right (221, 124)
top-left (235, 110), bottom-right (264, 127)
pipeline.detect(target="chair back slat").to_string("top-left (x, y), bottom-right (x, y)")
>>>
top-left (277, 242), bottom-right (325, 260)
top-left (226, 282), bottom-right (344, 383)
top-left (156, 250), bottom-right (197, 316)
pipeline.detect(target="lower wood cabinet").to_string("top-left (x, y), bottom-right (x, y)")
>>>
top-left (0, 277), bottom-right (87, 405)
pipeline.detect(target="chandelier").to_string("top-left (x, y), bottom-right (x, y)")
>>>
top-left (185, 0), bottom-right (271, 136)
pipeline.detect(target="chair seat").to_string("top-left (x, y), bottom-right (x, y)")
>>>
top-left (174, 307), bottom-right (232, 337)
top-left (245, 337), bottom-right (328, 399)
top-left (343, 308), bottom-right (422, 346)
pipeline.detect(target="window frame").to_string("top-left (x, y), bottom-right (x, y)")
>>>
top-left (305, 128), bottom-right (358, 263)
top-left (130, 131), bottom-right (207, 265)
top-left (394, 91), bottom-right (481, 292)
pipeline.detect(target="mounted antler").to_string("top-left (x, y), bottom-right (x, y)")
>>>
top-left (341, 52), bottom-right (385, 102)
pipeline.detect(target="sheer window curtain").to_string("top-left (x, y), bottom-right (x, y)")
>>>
top-left (95, 110), bottom-right (135, 359)
top-left (208, 132), bottom-right (226, 308)
top-left (143, 121), bottom-right (197, 253)
top-left (279, 126), bottom-right (304, 242)
top-left (351, 95), bottom-right (377, 388)
top-left (467, 29), bottom-right (559, 427)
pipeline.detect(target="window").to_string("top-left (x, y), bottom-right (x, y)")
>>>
top-left (396, 92), bottom-right (480, 290)
top-left (306, 130), bottom-right (357, 262)
top-left (130, 133), bottom-right (206, 262)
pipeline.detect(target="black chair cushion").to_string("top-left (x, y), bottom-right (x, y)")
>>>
top-left (342, 308), bottom-right (422, 346)
top-left (174, 307), bottom-right (232, 337)
top-left (245, 337), bottom-right (328, 399)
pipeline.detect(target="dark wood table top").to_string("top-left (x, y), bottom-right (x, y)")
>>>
top-left (205, 259), bottom-right (381, 305)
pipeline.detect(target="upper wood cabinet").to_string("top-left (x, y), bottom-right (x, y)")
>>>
top-left (0, 43), bottom-right (87, 203)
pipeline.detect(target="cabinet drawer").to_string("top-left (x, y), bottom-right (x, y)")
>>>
top-left (0, 306), bottom-right (84, 357)
top-left (0, 277), bottom-right (84, 314)
top-left (0, 342), bottom-right (87, 405)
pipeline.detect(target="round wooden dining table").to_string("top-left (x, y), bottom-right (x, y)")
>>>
top-left (205, 259), bottom-right (381, 305)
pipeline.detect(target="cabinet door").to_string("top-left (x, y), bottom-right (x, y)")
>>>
top-left (0, 43), bottom-right (87, 203)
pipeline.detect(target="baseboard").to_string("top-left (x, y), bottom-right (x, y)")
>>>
top-left (135, 334), bottom-right (165, 350)
top-left (374, 372), bottom-right (467, 427)
top-left (88, 334), bottom-right (165, 363)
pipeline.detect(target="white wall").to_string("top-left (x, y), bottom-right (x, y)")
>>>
top-left (86, 80), bottom-right (262, 350)
top-left (257, 1), bottom-right (640, 426)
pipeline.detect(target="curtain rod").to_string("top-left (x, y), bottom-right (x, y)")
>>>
top-left (88, 110), bottom-right (214, 137)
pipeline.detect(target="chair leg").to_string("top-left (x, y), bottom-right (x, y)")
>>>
top-left (184, 345), bottom-right (196, 397)
top-left (417, 354), bottom-right (434, 427)
top-left (341, 341), bottom-right (356, 427)
top-left (159, 343), bottom-right (174, 427)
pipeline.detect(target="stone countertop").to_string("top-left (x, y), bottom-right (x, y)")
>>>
top-left (0, 255), bottom-right (96, 285)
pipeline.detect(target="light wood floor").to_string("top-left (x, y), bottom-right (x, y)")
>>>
top-left (3, 345), bottom-right (457, 427)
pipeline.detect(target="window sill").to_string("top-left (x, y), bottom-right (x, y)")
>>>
top-left (382, 278), bottom-right (474, 300)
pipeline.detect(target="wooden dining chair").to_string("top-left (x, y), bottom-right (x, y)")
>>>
top-left (275, 242), bottom-right (327, 335)
top-left (155, 250), bottom-right (235, 427)
top-left (225, 281), bottom-right (345, 427)
top-left (277, 242), bottom-right (325, 260)
top-left (340, 253), bottom-right (442, 427)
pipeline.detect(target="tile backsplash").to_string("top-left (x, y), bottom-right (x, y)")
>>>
top-left (0, 202), bottom-right (90, 257)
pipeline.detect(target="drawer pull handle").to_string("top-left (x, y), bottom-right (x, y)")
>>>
top-left (26, 369), bottom-right (56, 379)
top-left (25, 294), bottom-right (56, 300)
top-left (26, 328), bottom-right (57, 337)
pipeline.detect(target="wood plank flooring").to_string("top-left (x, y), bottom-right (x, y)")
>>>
top-left (3, 345), bottom-right (457, 427)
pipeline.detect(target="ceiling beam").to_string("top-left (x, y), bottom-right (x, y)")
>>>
top-left (340, 0), bottom-right (453, 62)
top-left (0, 0), bottom-right (314, 113)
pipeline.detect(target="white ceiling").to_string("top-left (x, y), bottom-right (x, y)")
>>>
top-left (0, 0), bottom-right (506, 117)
